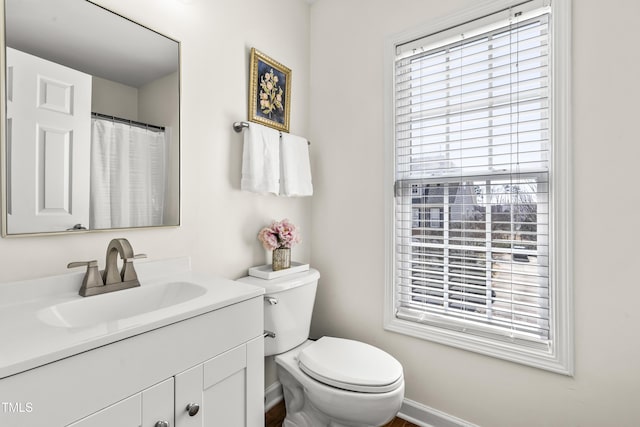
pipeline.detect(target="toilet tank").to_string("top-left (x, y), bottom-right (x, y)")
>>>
top-left (237, 268), bottom-right (320, 356)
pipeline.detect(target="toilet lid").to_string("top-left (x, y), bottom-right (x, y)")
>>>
top-left (298, 337), bottom-right (403, 393)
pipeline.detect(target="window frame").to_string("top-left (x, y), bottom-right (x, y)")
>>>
top-left (383, 0), bottom-right (573, 375)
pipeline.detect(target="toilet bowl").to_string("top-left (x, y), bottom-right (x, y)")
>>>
top-left (237, 268), bottom-right (405, 427)
top-left (276, 338), bottom-right (404, 427)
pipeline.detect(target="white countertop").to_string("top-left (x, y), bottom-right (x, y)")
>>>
top-left (0, 257), bottom-right (263, 379)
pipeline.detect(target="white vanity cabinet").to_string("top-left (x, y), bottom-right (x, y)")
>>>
top-left (0, 294), bottom-right (264, 427)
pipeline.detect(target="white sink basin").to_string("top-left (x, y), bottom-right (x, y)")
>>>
top-left (0, 257), bottom-right (264, 380)
top-left (37, 281), bottom-right (207, 328)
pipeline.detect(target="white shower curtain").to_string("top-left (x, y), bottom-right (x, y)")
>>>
top-left (90, 118), bottom-right (168, 229)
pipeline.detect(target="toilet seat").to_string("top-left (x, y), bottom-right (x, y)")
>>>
top-left (298, 337), bottom-right (403, 393)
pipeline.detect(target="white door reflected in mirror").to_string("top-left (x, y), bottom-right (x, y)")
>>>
top-left (7, 48), bottom-right (91, 234)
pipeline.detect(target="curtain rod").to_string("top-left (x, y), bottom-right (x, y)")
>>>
top-left (233, 121), bottom-right (311, 145)
top-left (92, 112), bottom-right (165, 132)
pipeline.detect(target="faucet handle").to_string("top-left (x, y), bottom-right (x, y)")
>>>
top-left (120, 253), bottom-right (147, 263)
top-left (120, 254), bottom-right (147, 283)
top-left (68, 260), bottom-right (104, 296)
top-left (67, 260), bottom-right (98, 269)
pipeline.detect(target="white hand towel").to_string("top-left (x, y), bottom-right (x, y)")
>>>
top-left (241, 122), bottom-right (280, 195)
top-left (280, 133), bottom-right (313, 197)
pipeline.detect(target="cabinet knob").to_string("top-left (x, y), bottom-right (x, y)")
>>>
top-left (155, 421), bottom-right (170, 427)
top-left (186, 402), bottom-right (200, 416)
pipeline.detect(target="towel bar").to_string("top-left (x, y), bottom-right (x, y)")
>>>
top-left (233, 121), bottom-right (311, 145)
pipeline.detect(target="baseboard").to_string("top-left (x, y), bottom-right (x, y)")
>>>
top-left (264, 382), bottom-right (476, 427)
top-left (264, 381), bottom-right (283, 412)
top-left (397, 398), bottom-right (478, 427)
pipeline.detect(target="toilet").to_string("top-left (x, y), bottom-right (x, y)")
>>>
top-left (237, 268), bottom-right (404, 427)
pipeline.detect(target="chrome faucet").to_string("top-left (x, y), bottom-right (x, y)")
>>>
top-left (68, 238), bottom-right (147, 297)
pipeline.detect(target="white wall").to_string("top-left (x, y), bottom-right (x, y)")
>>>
top-left (0, 0), bottom-right (311, 317)
top-left (92, 76), bottom-right (138, 120)
top-left (138, 71), bottom-right (181, 224)
top-left (308, 0), bottom-right (640, 426)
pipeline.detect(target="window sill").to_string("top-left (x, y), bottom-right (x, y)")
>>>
top-left (384, 314), bottom-right (572, 375)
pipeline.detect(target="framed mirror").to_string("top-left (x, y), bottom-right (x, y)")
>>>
top-left (1, 0), bottom-right (180, 236)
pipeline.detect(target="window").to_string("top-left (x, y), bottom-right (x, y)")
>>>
top-left (385, 0), bottom-right (572, 374)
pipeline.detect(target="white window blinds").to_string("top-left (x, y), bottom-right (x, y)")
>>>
top-left (393, 8), bottom-right (551, 348)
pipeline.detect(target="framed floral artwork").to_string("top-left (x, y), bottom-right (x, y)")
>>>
top-left (248, 48), bottom-right (291, 132)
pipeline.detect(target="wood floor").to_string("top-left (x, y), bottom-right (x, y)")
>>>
top-left (265, 400), bottom-right (420, 427)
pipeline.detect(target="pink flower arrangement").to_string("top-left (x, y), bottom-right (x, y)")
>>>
top-left (258, 219), bottom-right (301, 251)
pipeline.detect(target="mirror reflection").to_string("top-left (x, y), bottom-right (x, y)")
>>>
top-left (3, 0), bottom-right (180, 235)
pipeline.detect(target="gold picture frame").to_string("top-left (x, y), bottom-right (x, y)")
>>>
top-left (248, 48), bottom-right (291, 132)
